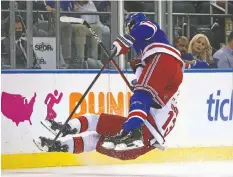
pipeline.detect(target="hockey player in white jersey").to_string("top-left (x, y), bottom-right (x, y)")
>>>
top-left (35, 90), bottom-right (179, 160)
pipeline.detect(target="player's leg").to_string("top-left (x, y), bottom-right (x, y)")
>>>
top-left (96, 104), bottom-right (179, 161)
top-left (41, 114), bottom-right (100, 137)
top-left (41, 112), bottom-right (127, 137)
top-left (34, 131), bottom-right (101, 153)
top-left (100, 89), bottom-right (154, 150)
top-left (99, 55), bottom-right (162, 149)
top-left (100, 53), bottom-right (183, 149)
top-left (151, 94), bottom-right (180, 139)
top-left (125, 53), bottom-right (182, 135)
top-left (96, 113), bottom-right (126, 136)
top-left (60, 114), bottom-right (126, 153)
top-left (35, 114), bottom-right (126, 153)
top-left (135, 53), bottom-right (183, 107)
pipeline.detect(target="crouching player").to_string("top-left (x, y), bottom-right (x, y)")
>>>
top-left (34, 12), bottom-right (184, 160)
top-left (34, 90), bottom-right (179, 160)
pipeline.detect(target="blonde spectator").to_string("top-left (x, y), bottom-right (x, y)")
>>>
top-left (188, 34), bottom-right (213, 63)
top-left (174, 36), bottom-right (210, 69)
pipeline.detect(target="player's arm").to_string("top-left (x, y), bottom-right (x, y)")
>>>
top-left (112, 34), bottom-right (135, 56)
top-left (130, 21), bottom-right (157, 41)
top-left (112, 21), bottom-right (157, 56)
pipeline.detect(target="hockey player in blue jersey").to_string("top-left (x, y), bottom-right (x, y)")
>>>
top-left (98, 12), bottom-right (185, 156)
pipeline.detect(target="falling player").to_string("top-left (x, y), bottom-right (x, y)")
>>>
top-left (34, 13), bottom-right (184, 160)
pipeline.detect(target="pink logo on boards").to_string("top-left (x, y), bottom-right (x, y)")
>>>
top-left (1, 92), bottom-right (37, 126)
top-left (45, 90), bottom-right (63, 120)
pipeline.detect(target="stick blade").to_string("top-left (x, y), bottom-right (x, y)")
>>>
top-left (60, 16), bottom-right (84, 24)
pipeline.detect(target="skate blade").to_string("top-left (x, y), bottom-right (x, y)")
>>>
top-left (115, 140), bottom-right (144, 151)
top-left (33, 138), bottom-right (49, 152)
top-left (40, 120), bottom-right (58, 136)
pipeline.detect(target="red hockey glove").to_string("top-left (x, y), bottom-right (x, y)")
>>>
top-left (112, 34), bottom-right (135, 56)
top-left (129, 59), bottom-right (143, 73)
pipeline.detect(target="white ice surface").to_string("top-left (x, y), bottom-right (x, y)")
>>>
top-left (2, 161), bottom-right (233, 177)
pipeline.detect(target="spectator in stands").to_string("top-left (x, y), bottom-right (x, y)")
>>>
top-left (1, 1), bottom-right (48, 37)
top-left (98, 1), bottom-right (111, 28)
top-left (99, 1), bottom-right (111, 12)
top-left (72, 0), bottom-right (109, 62)
top-left (174, 36), bottom-right (209, 68)
top-left (41, 1), bottom-right (73, 62)
top-left (213, 31), bottom-right (233, 68)
top-left (32, 0), bottom-right (53, 36)
top-left (1, 16), bottom-right (40, 69)
top-left (174, 36), bottom-right (190, 57)
top-left (188, 34), bottom-right (217, 68)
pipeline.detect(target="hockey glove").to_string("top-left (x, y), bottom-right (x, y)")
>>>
top-left (111, 34), bottom-right (135, 56)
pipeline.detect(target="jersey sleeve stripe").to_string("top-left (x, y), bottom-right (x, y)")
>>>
top-left (139, 21), bottom-right (157, 40)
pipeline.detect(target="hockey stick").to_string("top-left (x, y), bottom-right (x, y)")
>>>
top-left (46, 17), bottom-right (132, 146)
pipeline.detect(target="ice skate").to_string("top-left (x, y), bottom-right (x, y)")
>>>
top-left (41, 119), bottom-right (77, 137)
top-left (102, 131), bottom-right (127, 149)
top-left (102, 128), bottom-right (144, 150)
top-left (33, 136), bottom-right (68, 152)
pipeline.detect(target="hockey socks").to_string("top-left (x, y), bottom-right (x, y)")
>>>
top-left (123, 90), bottom-right (153, 133)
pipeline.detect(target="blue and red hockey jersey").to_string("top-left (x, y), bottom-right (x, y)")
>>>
top-left (129, 20), bottom-right (183, 65)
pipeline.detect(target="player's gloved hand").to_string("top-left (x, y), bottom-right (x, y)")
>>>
top-left (129, 59), bottom-right (143, 73)
top-left (111, 34), bottom-right (135, 56)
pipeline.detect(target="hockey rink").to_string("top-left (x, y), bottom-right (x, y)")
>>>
top-left (2, 161), bottom-right (233, 177)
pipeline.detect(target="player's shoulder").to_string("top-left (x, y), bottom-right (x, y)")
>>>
top-left (134, 20), bottom-right (159, 30)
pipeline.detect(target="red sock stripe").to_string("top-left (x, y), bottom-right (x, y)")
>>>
top-left (78, 116), bottom-right (88, 133)
top-left (73, 137), bottom-right (84, 154)
top-left (128, 111), bottom-right (147, 120)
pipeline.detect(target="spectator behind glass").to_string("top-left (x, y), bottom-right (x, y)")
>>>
top-left (43, 1), bottom-right (73, 62)
top-left (72, 0), bottom-right (109, 62)
top-left (174, 36), bottom-right (190, 56)
top-left (73, 1), bottom-right (109, 33)
top-left (99, 1), bottom-right (111, 28)
top-left (174, 36), bottom-right (209, 68)
top-left (213, 31), bottom-right (233, 68)
top-left (99, 1), bottom-right (111, 12)
top-left (1, 16), bottom-right (40, 69)
top-left (188, 34), bottom-right (217, 68)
